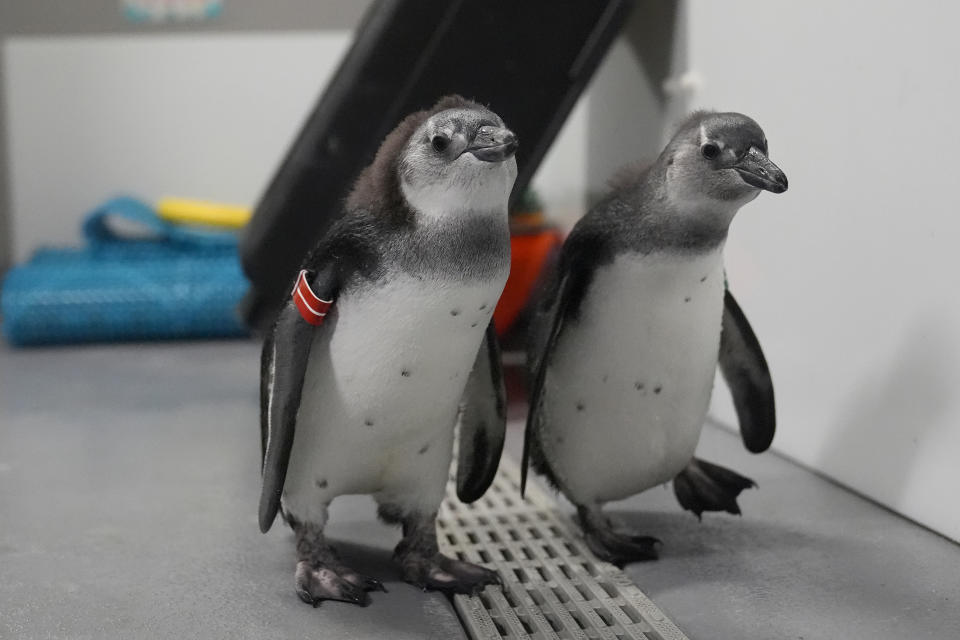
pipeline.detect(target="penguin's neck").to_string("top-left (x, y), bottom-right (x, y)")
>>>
top-left (400, 178), bottom-right (509, 225)
top-left (631, 164), bottom-right (749, 251)
top-left (659, 158), bottom-right (758, 220)
top-left (388, 178), bottom-right (511, 281)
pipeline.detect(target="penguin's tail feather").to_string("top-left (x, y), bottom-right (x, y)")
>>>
top-left (673, 458), bottom-right (756, 520)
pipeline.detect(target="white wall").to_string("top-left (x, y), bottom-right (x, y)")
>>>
top-left (2, 32), bottom-right (589, 260)
top-left (3, 33), bottom-right (349, 260)
top-left (690, 0), bottom-right (960, 541)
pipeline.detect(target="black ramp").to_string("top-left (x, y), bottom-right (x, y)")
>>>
top-left (240, 0), bottom-right (634, 330)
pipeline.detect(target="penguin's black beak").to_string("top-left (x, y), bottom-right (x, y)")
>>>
top-left (464, 126), bottom-right (518, 162)
top-left (734, 147), bottom-right (788, 193)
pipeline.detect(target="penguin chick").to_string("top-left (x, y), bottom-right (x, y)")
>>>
top-left (259, 95), bottom-right (518, 606)
top-left (523, 111), bottom-right (786, 565)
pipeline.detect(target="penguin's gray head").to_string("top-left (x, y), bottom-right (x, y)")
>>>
top-left (398, 98), bottom-right (518, 221)
top-left (663, 111), bottom-right (787, 210)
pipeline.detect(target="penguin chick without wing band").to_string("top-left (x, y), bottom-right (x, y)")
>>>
top-left (523, 110), bottom-right (786, 566)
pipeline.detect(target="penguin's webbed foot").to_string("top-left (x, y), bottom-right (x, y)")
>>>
top-left (577, 505), bottom-right (661, 566)
top-left (673, 457), bottom-right (757, 520)
top-left (397, 552), bottom-right (500, 595)
top-left (582, 527), bottom-right (661, 566)
top-left (294, 560), bottom-right (387, 608)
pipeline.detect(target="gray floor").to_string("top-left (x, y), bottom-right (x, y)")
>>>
top-left (556, 429), bottom-right (960, 640)
top-left (1, 340), bottom-right (958, 639)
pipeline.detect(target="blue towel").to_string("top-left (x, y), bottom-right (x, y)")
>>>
top-left (1, 197), bottom-right (250, 346)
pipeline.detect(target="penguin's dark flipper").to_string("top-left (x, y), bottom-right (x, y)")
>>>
top-left (522, 272), bottom-right (575, 496)
top-left (456, 322), bottom-right (507, 503)
top-left (523, 227), bottom-right (609, 495)
top-left (673, 457), bottom-right (757, 519)
top-left (719, 289), bottom-right (776, 453)
top-left (577, 506), bottom-right (661, 567)
top-left (259, 264), bottom-right (338, 534)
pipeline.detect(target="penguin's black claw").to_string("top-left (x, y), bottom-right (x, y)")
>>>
top-left (364, 576), bottom-right (388, 593)
top-left (629, 534), bottom-right (662, 547)
top-left (673, 457), bottom-right (757, 519)
top-left (294, 561), bottom-right (381, 607)
top-left (396, 552), bottom-right (500, 595)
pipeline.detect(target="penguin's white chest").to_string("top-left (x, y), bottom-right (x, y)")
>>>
top-left (541, 249), bottom-right (726, 504)
top-left (282, 272), bottom-right (505, 517)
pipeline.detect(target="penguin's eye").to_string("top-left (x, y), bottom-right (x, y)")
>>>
top-left (700, 143), bottom-right (721, 160)
top-left (431, 135), bottom-right (450, 153)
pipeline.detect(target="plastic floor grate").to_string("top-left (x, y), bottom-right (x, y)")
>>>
top-left (439, 458), bottom-right (689, 640)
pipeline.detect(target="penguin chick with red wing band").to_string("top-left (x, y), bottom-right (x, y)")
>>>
top-left (259, 96), bottom-right (518, 606)
top-left (523, 111), bottom-right (786, 565)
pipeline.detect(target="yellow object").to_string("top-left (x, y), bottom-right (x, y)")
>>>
top-left (156, 197), bottom-right (252, 229)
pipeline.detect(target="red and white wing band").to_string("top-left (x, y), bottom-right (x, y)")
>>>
top-left (292, 269), bottom-right (333, 326)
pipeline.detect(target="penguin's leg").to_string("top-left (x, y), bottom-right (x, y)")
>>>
top-left (382, 504), bottom-right (500, 594)
top-left (291, 507), bottom-right (387, 608)
top-left (577, 504), bottom-right (661, 566)
top-left (672, 457), bottom-right (757, 520)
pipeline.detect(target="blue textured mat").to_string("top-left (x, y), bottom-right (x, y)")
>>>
top-left (1, 197), bottom-right (250, 346)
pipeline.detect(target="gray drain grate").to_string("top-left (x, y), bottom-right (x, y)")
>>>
top-left (439, 458), bottom-right (688, 640)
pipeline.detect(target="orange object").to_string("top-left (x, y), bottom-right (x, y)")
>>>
top-left (494, 227), bottom-right (564, 335)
